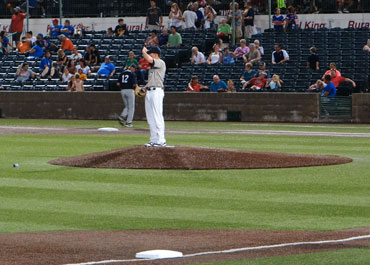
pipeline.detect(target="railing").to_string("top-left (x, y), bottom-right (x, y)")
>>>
top-left (319, 96), bottom-right (352, 118)
top-left (0, 0), bottom-right (369, 19)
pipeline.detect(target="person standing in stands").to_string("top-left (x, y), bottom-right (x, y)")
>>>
top-left (169, 2), bottom-right (184, 30)
top-left (9, 6), bottom-right (26, 45)
top-left (146, 0), bottom-right (163, 30)
top-left (285, 6), bottom-right (298, 32)
top-left (243, 1), bottom-right (255, 40)
top-left (307, 46), bottom-right (319, 70)
top-left (272, 8), bottom-right (284, 32)
top-left (114, 18), bottom-right (128, 37)
top-left (183, 3), bottom-right (197, 30)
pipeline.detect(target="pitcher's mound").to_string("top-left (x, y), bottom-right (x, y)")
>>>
top-left (49, 146), bottom-right (352, 170)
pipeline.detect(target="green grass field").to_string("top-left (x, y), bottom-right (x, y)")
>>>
top-left (1, 119), bottom-right (370, 264)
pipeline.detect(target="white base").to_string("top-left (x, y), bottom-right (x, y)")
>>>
top-left (135, 249), bottom-right (183, 259)
top-left (97, 127), bottom-right (119, 132)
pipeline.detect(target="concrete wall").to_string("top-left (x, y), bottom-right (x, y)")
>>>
top-left (0, 91), bottom-right (320, 122)
top-left (352, 94), bottom-right (370, 123)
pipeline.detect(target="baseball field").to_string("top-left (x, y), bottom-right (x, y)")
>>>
top-left (0, 119), bottom-right (370, 265)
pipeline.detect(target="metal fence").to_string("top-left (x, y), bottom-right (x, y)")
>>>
top-left (0, 0), bottom-right (369, 18)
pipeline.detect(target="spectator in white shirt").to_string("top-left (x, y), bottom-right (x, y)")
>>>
top-left (190, 46), bottom-right (205, 64)
top-left (68, 47), bottom-right (83, 61)
top-left (254, 39), bottom-right (264, 55)
top-left (183, 3), bottom-right (197, 29)
top-left (272, 43), bottom-right (289, 64)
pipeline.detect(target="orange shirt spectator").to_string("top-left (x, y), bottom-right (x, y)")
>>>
top-left (17, 37), bottom-right (31, 53)
top-left (138, 58), bottom-right (150, 70)
top-left (59, 34), bottom-right (74, 51)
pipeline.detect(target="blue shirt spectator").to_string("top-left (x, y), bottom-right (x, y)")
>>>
top-left (222, 48), bottom-right (235, 64)
top-left (39, 56), bottom-right (52, 71)
top-left (50, 18), bottom-right (62, 37)
top-left (243, 69), bottom-right (257, 81)
top-left (29, 41), bottom-right (44, 58)
top-left (61, 20), bottom-right (74, 38)
top-left (322, 82), bottom-right (336, 97)
top-left (97, 56), bottom-right (116, 76)
top-left (158, 28), bottom-right (169, 46)
top-left (210, 75), bottom-right (228, 92)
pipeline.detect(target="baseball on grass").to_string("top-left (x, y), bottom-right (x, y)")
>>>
top-left (13, 164), bottom-right (19, 168)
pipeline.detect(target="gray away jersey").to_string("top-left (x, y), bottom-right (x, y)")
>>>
top-left (145, 58), bottom-right (166, 88)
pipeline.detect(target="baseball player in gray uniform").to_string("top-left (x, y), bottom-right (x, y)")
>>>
top-left (117, 65), bottom-right (137, 127)
top-left (142, 46), bottom-right (167, 147)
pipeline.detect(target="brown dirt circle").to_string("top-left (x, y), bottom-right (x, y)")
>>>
top-left (49, 146), bottom-right (352, 170)
top-left (1, 228), bottom-right (369, 265)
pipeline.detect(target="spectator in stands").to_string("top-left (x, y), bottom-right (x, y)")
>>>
top-left (37, 33), bottom-right (57, 52)
top-left (272, 43), bottom-right (289, 64)
top-left (16, 63), bottom-right (37, 82)
top-left (232, 39), bottom-right (249, 60)
top-left (0, 31), bottom-right (12, 53)
top-left (114, 18), bottom-right (127, 37)
top-left (203, 5), bottom-right (215, 30)
top-left (69, 47), bottom-right (83, 61)
top-left (67, 59), bottom-right (77, 75)
top-left (210, 75), bottom-right (228, 92)
top-left (199, 1), bottom-right (217, 20)
top-left (74, 23), bottom-right (86, 37)
top-left (145, 30), bottom-right (159, 47)
top-left (49, 18), bottom-right (62, 37)
top-left (266, 74), bottom-right (283, 90)
top-left (76, 59), bottom-right (91, 76)
top-left (321, 74), bottom-right (336, 97)
top-left (125, 51), bottom-right (138, 68)
top-left (77, 68), bottom-right (87, 81)
top-left (193, 2), bottom-right (204, 29)
top-left (39, 50), bottom-right (55, 78)
top-left (228, 2), bottom-right (242, 42)
top-left (207, 43), bottom-right (223, 64)
top-left (258, 62), bottom-right (270, 79)
top-left (27, 40), bottom-right (44, 59)
top-left (183, 3), bottom-right (197, 29)
top-left (187, 75), bottom-right (208, 92)
top-left (68, 74), bottom-right (84, 92)
top-left (285, 6), bottom-right (298, 32)
top-left (167, 26), bottom-right (182, 47)
top-left (84, 44), bottom-right (101, 66)
top-left (243, 43), bottom-right (261, 63)
top-left (245, 71), bottom-right (268, 90)
top-left (9, 6), bottom-right (26, 45)
top-left (62, 67), bottom-right (73, 83)
top-left (323, 62), bottom-right (341, 78)
top-left (61, 20), bottom-right (74, 38)
top-left (169, 2), bottom-right (184, 30)
top-left (243, 1), bottom-right (255, 40)
top-left (337, 0), bottom-right (351, 13)
top-left (146, 0), bottom-right (163, 30)
top-left (272, 8), bottom-right (284, 32)
top-left (241, 63), bottom-right (257, 89)
top-left (227, 79), bottom-right (236, 92)
top-left (254, 39), bottom-right (264, 56)
top-left (56, 49), bottom-right (67, 74)
top-left (363, 39), bottom-right (370, 51)
top-left (26, 31), bottom-right (36, 45)
top-left (59, 34), bottom-right (74, 52)
top-left (307, 46), bottom-right (319, 70)
top-left (190, 46), bottom-right (205, 64)
top-left (16, 36), bottom-right (31, 53)
top-left (97, 56), bottom-right (116, 77)
top-left (138, 56), bottom-right (150, 84)
top-left (222, 47), bottom-right (235, 64)
top-left (158, 28), bottom-right (169, 46)
top-left (106, 27), bottom-right (114, 37)
top-left (216, 18), bottom-right (231, 47)
top-left (0, 38), bottom-right (3, 55)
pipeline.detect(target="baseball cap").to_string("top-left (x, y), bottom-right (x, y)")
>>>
top-left (52, 18), bottom-right (59, 22)
top-left (147, 46), bottom-right (161, 55)
top-left (14, 6), bottom-right (20, 11)
top-left (129, 64), bottom-right (137, 70)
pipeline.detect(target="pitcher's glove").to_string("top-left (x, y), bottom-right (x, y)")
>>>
top-left (135, 86), bottom-right (147, 98)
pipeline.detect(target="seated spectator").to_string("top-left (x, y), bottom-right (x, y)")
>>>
top-left (307, 46), bottom-right (319, 70)
top-left (69, 47), bottom-right (83, 61)
top-left (16, 36), bottom-right (30, 53)
top-left (76, 59), bottom-right (91, 76)
top-left (106, 27), bottom-right (114, 37)
top-left (323, 62), bottom-right (341, 79)
top-left (39, 50), bottom-right (55, 78)
top-left (74, 23), bottom-right (86, 37)
top-left (77, 68), bottom-right (87, 81)
top-left (84, 44), bottom-right (101, 66)
top-left (245, 71), bottom-right (268, 90)
top-left (145, 30), bottom-right (159, 47)
top-left (216, 18), bottom-right (231, 47)
top-left (167, 26), bottom-right (182, 47)
top-left (125, 51), bottom-right (138, 68)
top-left (27, 40), bottom-right (44, 59)
top-left (68, 73), bottom-right (84, 92)
top-left (190, 46), bottom-right (205, 64)
top-left (67, 59), bottom-right (77, 75)
top-left (266, 74), bottom-right (283, 90)
top-left (169, 2), bottom-right (184, 30)
top-left (272, 43), bottom-right (289, 64)
top-left (59, 34), bottom-right (74, 52)
top-left (114, 18), bottom-right (127, 37)
top-left (308, 74), bottom-right (355, 92)
top-left (243, 43), bottom-right (261, 63)
top-left (62, 67), bottom-right (73, 83)
top-left (207, 43), bottom-right (222, 64)
top-left (26, 31), bottom-right (36, 45)
top-left (241, 63), bottom-right (257, 89)
top-left (232, 39), bottom-right (249, 60)
top-left (60, 20), bottom-right (74, 38)
top-left (49, 18), bottom-right (62, 37)
top-left (0, 31), bottom-right (12, 53)
top-left (222, 47), bottom-right (234, 64)
top-left (97, 56), bottom-right (116, 77)
top-left (254, 39), bottom-right (264, 56)
top-left (16, 63), bottom-right (37, 82)
top-left (183, 3), bottom-right (197, 29)
top-left (210, 75), bottom-right (228, 92)
top-left (56, 49), bottom-right (67, 74)
top-left (187, 75), bottom-right (208, 92)
top-left (37, 33), bottom-right (58, 52)
top-left (272, 8), bottom-right (284, 32)
top-left (158, 28), bottom-right (169, 46)
top-left (227, 79), bottom-right (236, 92)
top-left (138, 57), bottom-right (150, 84)
top-left (258, 62), bottom-right (270, 79)
top-left (363, 39), bottom-right (370, 51)
top-left (321, 74), bottom-right (336, 97)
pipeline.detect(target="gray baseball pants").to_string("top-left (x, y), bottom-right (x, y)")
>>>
top-left (120, 89), bottom-right (135, 124)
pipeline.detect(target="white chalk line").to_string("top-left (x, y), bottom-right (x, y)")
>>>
top-left (65, 234), bottom-right (370, 265)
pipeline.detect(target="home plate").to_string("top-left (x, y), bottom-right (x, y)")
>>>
top-left (97, 127), bottom-right (119, 132)
top-left (135, 249), bottom-right (183, 259)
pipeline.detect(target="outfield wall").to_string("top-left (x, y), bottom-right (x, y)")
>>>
top-left (352, 94), bottom-right (370, 123)
top-left (0, 91), bottom-right (322, 122)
